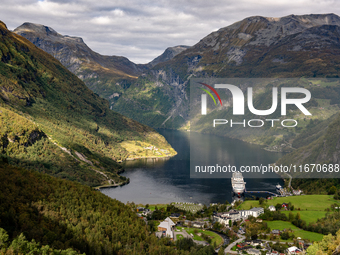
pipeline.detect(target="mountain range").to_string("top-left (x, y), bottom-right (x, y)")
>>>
top-left (112, 13), bottom-right (340, 129)
top-left (14, 23), bottom-right (189, 108)
top-left (13, 13), bottom-right (340, 178)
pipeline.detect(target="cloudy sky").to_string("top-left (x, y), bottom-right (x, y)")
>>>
top-left (1, 0), bottom-right (339, 63)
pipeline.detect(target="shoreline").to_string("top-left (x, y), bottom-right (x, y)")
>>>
top-left (98, 152), bottom-right (177, 190)
top-left (123, 152), bottom-right (177, 161)
top-left (94, 180), bottom-right (129, 190)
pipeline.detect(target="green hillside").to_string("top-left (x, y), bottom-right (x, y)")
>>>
top-left (0, 20), bottom-right (176, 187)
top-left (278, 113), bottom-right (340, 167)
top-left (276, 113), bottom-right (340, 189)
top-left (266, 221), bottom-right (324, 242)
top-left (239, 195), bottom-right (337, 211)
top-left (0, 161), bottom-right (213, 255)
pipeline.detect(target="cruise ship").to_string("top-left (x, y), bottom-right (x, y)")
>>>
top-left (231, 172), bottom-right (246, 197)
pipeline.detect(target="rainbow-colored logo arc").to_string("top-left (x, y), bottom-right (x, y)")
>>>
top-left (199, 82), bottom-right (222, 115)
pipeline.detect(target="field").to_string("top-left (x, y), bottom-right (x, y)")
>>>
top-left (281, 211), bottom-right (328, 224)
top-left (239, 195), bottom-right (337, 211)
top-left (176, 227), bottom-right (223, 246)
top-left (266, 221), bottom-right (324, 242)
top-left (137, 204), bottom-right (168, 211)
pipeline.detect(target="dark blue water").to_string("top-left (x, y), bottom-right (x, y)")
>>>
top-left (101, 130), bottom-right (284, 204)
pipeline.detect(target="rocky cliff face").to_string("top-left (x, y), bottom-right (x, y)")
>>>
top-left (14, 22), bottom-right (149, 107)
top-left (113, 13), bottom-right (340, 129)
top-left (14, 23), bottom-right (188, 109)
top-left (14, 23), bottom-right (147, 75)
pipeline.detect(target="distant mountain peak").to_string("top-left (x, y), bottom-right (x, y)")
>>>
top-left (14, 22), bottom-right (59, 37)
top-left (14, 22), bottom-right (84, 43)
top-left (148, 45), bottom-right (190, 67)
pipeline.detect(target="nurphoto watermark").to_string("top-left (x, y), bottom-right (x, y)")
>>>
top-left (189, 78), bottom-right (340, 179)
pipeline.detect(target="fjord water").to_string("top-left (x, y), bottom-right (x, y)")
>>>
top-left (101, 130), bottom-right (284, 205)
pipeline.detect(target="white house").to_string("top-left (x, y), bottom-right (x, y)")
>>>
top-left (158, 217), bottom-right (175, 239)
top-left (214, 207), bottom-right (264, 225)
top-left (240, 210), bottom-right (252, 218)
top-left (192, 222), bottom-right (205, 228)
top-left (287, 246), bottom-right (302, 254)
top-left (239, 207), bottom-right (264, 218)
top-left (250, 207), bottom-right (264, 217)
top-left (213, 213), bottom-right (231, 225)
top-left (268, 205), bottom-right (276, 211)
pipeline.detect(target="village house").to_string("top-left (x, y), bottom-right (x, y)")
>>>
top-left (192, 221), bottom-right (205, 228)
top-left (213, 207), bottom-right (264, 226)
top-left (251, 240), bottom-right (263, 246)
top-left (240, 207), bottom-right (264, 218)
top-left (213, 212), bottom-right (231, 225)
top-left (268, 205), bottom-right (276, 211)
top-left (271, 229), bottom-right (281, 235)
top-left (157, 217), bottom-right (176, 239)
top-left (286, 246), bottom-right (302, 254)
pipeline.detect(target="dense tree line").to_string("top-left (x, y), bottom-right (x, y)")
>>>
top-left (291, 178), bottom-right (340, 194)
top-left (0, 228), bottom-right (82, 255)
top-left (307, 229), bottom-right (340, 254)
top-left (0, 161), bottom-right (214, 254)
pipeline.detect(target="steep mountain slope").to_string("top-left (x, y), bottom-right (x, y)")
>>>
top-left (13, 22), bottom-right (149, 107)
top-left (0, 161), bottom-right (212, 254)
top-left (0, 20), bottom-right (175, 187)
top-left (277, 113), bottom-right (340, 166)
top-left (277, 113), bottom-right (340, 193)
top-left (113, 13), bottom-right (340, 129)
top-left (14, 24), bottom-right (192, 109)
top-left (14, 24), bottom-right (190, 109)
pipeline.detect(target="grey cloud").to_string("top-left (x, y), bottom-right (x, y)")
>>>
top-left (1, 0), bottom-right (340, 63)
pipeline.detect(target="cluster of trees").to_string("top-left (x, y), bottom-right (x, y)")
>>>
top-left (0, 228), bottom-right (81, 255)
top-left (149, 204), bottom-right (187, 221)
top-left (150, 201), bottom-right (230, 225)
top-left (261, 210), bottom-right (291, 222)
top-left (307, 229), bottom-right (340, 254)
top-left (175, 238), bottom-right (214, 255)
top-left (304, 212), bottom-right (340, 235)
top-left (280, 230), bottom-right (294, 240)
top-left (244, 217), bottom-right (269, 240)
top-left (269, 242), bottom-right (289, 254)
top-left (291, 178), bottom-right (340, 194)
top-left (330, 186), bottom-right (340, 200)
